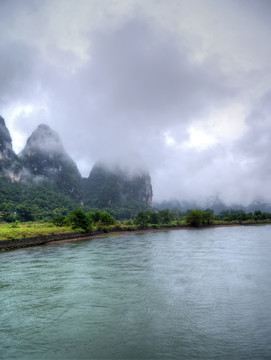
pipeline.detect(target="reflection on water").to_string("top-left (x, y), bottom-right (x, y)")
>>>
top-left (1, 226), bottom-right (271, 359)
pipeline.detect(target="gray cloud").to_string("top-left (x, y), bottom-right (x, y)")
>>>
top-left (1, 0), bottom-right (271, 206)
top-left (45, 17), bottom-right (236, 171)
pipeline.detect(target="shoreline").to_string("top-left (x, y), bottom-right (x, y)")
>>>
top-left (47, 226), bottom-right (194, 245)
top-left (0, 222), bottom-right (269, 252)
top-left (47, 222), bottom-right (257, 246)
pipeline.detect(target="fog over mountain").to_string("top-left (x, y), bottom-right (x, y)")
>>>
top-left (1, 0), bottom-right (271, 207)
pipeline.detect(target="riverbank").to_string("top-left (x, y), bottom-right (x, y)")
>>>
top-left (0, 226), bottom-right (190, 251)
top-left (1, 221), bottom-right (270, 252)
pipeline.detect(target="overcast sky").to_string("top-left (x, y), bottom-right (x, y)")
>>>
top-left (1, 0), bottom-right (271, 206)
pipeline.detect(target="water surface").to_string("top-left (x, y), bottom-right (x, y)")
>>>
top-left (1, 226), bottom-right (271, 359)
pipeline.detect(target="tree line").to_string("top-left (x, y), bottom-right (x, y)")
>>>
top-left (51, 208), bottom-right (271, 232)
top-left (2, 202), bottom-right (271, 231)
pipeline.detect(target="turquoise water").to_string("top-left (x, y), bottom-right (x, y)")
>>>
top-left (1, 226), bottom-right (271, 359)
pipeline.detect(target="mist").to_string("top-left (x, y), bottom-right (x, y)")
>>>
top-left (1, 0), bottom-right (271, 206)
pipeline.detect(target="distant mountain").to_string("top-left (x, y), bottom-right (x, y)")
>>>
top-left (0, 116), bottom-right (22, 181)
top-left (2, 115), bottom-right (271, 221)
top-left (153, 199), bottom-right (183, 211)
top-left (83, 163), bottom-right (153, 217)
top-left (19, 124), bottom-right (82, 201)
top-left (154, 197), bottom-right (271, 214)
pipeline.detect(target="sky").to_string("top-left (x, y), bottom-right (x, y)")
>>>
top-left (1, 0), bottom-right (271, 206)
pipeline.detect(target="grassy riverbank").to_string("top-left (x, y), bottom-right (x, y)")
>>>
top-left (0, 222), bottom-right (74, 240)
top-left (1, 218), bottom-right (271, 241)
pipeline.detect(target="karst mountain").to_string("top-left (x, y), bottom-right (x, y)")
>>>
top-left (0, 116), bottom-right (153, 219)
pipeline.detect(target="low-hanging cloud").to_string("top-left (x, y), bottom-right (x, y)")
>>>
top-left (1, 0), bottom-right (271, 207)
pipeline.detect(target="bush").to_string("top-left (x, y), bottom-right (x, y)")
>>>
top-left (134, 211), bottom-right (148, 229)
top-left (99, 211), bottom-right (116, 226)
top-left (10, 220), bottom-right (20, 228)
top-left (68, 209), bottom-right (92, 233)
top-left (186, 210), bottom-right (203, 226)
top-left (113, 223), bottom-right (121, 230)
top-left (186, 209), bottom-right (214, 227)
top-left (127, 226), bottom-right (136, 231)
top-left (52, 215), bottom-right (67, 227)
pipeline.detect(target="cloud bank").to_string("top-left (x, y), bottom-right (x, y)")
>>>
top-left (1, 0), bottom-right (271, 206)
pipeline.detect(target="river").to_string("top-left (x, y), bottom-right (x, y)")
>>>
top-left (1, 225), bottom-right (271, 359)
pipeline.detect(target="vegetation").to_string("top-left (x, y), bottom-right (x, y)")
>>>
top-left (1, 205), bottom-right (271, 242)
top-left (0, 222), bottom-right (73, 240)
top-left (83, 164), bottom-right (152, 219)
top-left (134, 211), bottom-right (149, 229)
top-left (186, 209), bottom-right (214, 226)
top-left (0, 176), bottom-right (152, 221)
top-left (0, 178), bottom-right (79, 222)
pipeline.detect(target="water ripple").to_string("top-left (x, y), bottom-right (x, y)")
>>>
top-left (1, 226), bottom-right (271, 359)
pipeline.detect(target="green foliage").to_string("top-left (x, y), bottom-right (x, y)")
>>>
top-left (98, 211), bottom-right (116, 226)
top-left (186, 209), bottom-right (214, 227)
top-left (202, 209), bottom-right (215, 225)
top-left (2, 213), bottom-right (17, 223)
top-left (86, 210), bottom-right (116, 226)
top-left (215, 209), bottom-right (271, 223)
top-left (68, 209), bottom-right (92, 233)
top-left (0, 222), bottom-right (73, 240)
top-left (10, 220), bottom-right (20, 228)
top-left (134, 211), bottom-right (149, 229)
top-left (52, 215), bottom-right (67, 227)
top-left (0, 178), bottom-right (79, 222)
top-left (158, 209), bottom-right (174, 224)
top-left (149, 212), bottom-right (160, 224)
top-left (83, 165), bottom-right (152, 219)
top-left (16, 204), bottom-right (36, 222)
top-left (66, 209), bottom-right (116, 232)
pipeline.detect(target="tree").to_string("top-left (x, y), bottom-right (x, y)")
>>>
top-left (186, 209), bottom-right (215, 226)
top-left (202, 210), bottom-right (214, 225)
top-left (16, 204), bottom-right (36, 222)
top-left (159, 209), bottom-right (174, 224)
top-left (254, 210), bottom-right (263, 220)
top-left (68, 209), bottom-right (92, 232)
top-left (52, 215), bottom-right (67, 227)
top-left (134, 211), bottom-right (149, 229)
top-left (186, 210), bottom-right (203, 226)
top-left (149, 212), bottom-right (160, 224)
top-left (99, 211), bottom-right (116, 226)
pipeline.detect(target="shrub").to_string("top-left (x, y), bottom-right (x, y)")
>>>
top-left (52, 215), bottom-right (67, 227)
top-left (10, 220), bottom-right (20, 228)
top-left (127, 226), bottom-right (136, 231)
top-left (68, 209), bottom-right (92, 233)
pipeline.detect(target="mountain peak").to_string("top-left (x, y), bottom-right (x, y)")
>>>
top-left (83, 162), bottom-right (153, 211)
top-left (20, 124), bottom-right (82, 201)
top-left (23, 124), bottom-right (64, 154)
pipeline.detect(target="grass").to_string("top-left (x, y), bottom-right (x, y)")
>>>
top-left (1, 218), bottom-right (271, 241)
top-left (0, 222), bottom-right (74, 240)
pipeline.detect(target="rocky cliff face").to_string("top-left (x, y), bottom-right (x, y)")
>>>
top-left (83, 163), bottom-right (153, 209)
top-left (19, 124), bottom-right (82, 201)
top-left (0, 116), bottom-right (22, 181)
